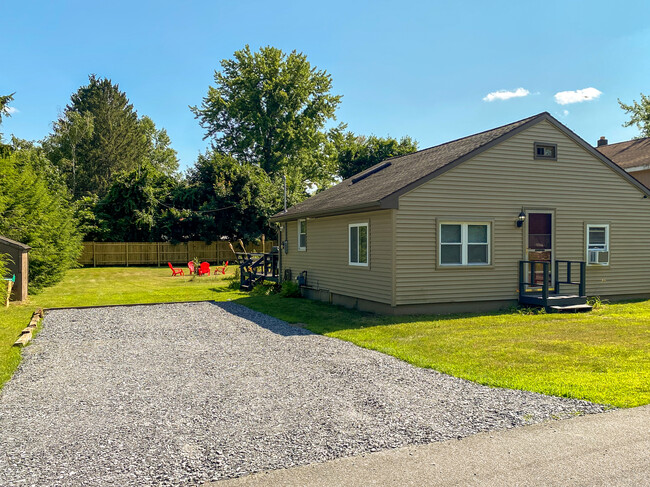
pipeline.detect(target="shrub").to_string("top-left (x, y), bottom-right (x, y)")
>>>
top-left (279, 280), bottom-right (301, 298)
top-left (0, 148), bottom-right (82, 291)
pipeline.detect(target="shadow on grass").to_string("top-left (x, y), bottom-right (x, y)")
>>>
top-left (226, 294), bottom-right (526, 335)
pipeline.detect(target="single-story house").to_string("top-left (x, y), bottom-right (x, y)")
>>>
top-left (270, 112), bottom-right (650, 314)
top-left (596, 136), bottom-right (650, 188)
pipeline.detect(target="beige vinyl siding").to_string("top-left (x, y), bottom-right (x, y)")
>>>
top-left (284, 210), bottom-right (394, 304)
top-left (395, 120), bottom-right (650, 305)
top-left (629, 168), bottom-right (650, 188)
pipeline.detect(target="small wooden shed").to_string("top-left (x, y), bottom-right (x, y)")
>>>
top-left (0, 236), bottom-right (31, 302)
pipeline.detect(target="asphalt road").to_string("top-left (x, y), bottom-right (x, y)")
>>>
top-left (213, 405), bottom-right (650, 486)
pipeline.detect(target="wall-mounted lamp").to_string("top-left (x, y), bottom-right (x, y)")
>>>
top-left (516, 208), bottom-right (526, 228)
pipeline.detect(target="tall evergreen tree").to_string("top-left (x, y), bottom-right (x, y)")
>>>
top-left (140, 116), bottom-right (179, 176)
top-left (47, 75), bottom-right (147, 198)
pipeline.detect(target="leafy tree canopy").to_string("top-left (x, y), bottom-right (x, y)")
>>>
top-left (619, 93), bottom-right (650, 138)
top-left (334, 132), bottom-right (418, 179)
top-left (172, 151), bottom-right (279, 242)
top-left (92, 164), bottom-right (177, 242)
top-left (140, 116), bottom-right (179, 176)
top-left (192, 45), bottom-right (342, 195)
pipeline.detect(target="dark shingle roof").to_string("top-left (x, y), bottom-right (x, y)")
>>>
top-left (271, 113), bottom-right (543, 221)
top-left (272, 112), bottom-right (650, 222)
top-left (596, 138), bottom-right (650, 170)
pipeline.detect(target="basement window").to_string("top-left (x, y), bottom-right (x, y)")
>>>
top-left (534, 143), bottom-right (557, 160)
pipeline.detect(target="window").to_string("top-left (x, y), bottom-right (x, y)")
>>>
top-left (587, 224), bottom-right (609, 265)
top-left (349, 223), bottom-right (368, 266)
top-left (440, 223), bottom-right (490, 266)
top-left (534, 142), bottom-right (557, 160)
top-left (298, 219), bottom-right (307, 251)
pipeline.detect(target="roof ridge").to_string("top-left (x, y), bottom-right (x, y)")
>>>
top-left (599, 137), bottom-right (650, 148)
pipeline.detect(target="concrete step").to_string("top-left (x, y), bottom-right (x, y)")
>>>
top-left (548, 304), bottom-right (593, 313)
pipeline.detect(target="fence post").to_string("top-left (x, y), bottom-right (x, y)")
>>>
top-left (126, 243), bottom-right (129, 267)
top-left (186, 242), bottom-right (190, 264)
top-left (93, 242), bottom-right (96, 267)
top-left (157, 242), bottom-right (160, 267)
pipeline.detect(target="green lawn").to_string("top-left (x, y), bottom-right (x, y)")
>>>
top-left (2, 267), bottom-right (648, 408)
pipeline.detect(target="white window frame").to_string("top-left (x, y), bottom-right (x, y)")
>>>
top-left (297, 219), bottom-right (307, 251)
top-left (586, 224), bottom-right (609, 266)
top-left (439, 222), bottom-right (491, 266)
top-left (348, 223), bottom-right (369, 267)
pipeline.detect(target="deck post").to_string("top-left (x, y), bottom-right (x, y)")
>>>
top-left (518, 260), bottom-right (525, 297)
top-left (542, 262), bottom-right (549, 304)
top-left (554, 260), bottom-right (559, 295)
top-left (579, 262), bottom-right (586, 297)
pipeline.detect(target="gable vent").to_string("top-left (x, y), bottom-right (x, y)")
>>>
top-left (351, 162), bottom-right (391, 184)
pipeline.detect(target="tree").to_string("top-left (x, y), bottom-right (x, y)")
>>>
top-left (0, 146), bottom-right (82, 291)
top-left (47, 75), bottom-right (147, 198)
top-left (334, 132), bottom-right (418, 179)
top-left (45, 111), bottom-right (94, 196)
top-left (169, 151), bottom-right (279, 241)
top-left (619, 93), bottom-right (650, 137)
top-left (93, 164), bottom-right (177, 242)
top-left (140, 116), bottom-right (179, 176)
top-left (0, 93), bottom-right (15, 153)
top-left (191, 45), bottom-right (342, 194)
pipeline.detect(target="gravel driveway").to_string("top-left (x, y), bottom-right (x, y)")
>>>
top-left (0, 302), bottom-right (605, 486)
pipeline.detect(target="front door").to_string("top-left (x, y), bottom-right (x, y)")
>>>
top-left (526, 212), bottom-right (552, 285)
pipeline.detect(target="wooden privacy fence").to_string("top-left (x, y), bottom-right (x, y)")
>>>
top-left (79, 240), bottom-right (277, 267)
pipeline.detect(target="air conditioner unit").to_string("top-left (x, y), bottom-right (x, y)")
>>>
top-left (588, 250), bottom-right (609, 265)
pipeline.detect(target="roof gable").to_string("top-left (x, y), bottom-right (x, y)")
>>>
top-left (272, 113), bottom-right (650, 222)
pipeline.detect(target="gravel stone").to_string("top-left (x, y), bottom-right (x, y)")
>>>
top-left (0, 302), bottom-right (607, 486)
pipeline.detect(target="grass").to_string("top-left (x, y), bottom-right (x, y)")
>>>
top-left (1, 267), bottom-right (648, 408)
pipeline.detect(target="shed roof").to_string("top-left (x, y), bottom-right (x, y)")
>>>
top-left (0, 236), bottom-right (31, 251)
top-left (596, 137), bottom-right (650, 170)
top-left (271, 112), bottom-right (650, 222)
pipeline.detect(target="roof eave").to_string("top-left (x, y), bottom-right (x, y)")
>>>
top-left (270, 201), bottom-right (385, 222)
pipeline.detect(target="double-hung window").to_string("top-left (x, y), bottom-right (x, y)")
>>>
top-left (349, 223), bottom-right (368, 266)
top-left (586, 224), bottom-right (609, 265)
top-left (297, 219), bottom-right (307, 251)
top-left (439, 222), bottom-right (490, 266)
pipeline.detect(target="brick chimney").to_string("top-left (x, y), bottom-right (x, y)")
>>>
top-left (597, 136), bottom-right (608, 147)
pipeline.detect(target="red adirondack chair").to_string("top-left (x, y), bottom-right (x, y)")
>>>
top-left (198, 261), bottom-right (210, 276)
top-left (215, 261), bottom-right (229, 275)
top-left (168, 262), bottom-right (184, 276)
top-left (187, 261), bottom-right (196, 275)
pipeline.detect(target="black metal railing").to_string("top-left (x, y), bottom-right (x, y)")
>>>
top-left (554, 260), bottom-right (586, 296)
top-left (518, 260), bottom-right (586, 299)
top-left (236, 252), bottom-right (279, 290)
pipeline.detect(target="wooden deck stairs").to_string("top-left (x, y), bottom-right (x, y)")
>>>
top-left (518, 260), bottom-right (592, 313)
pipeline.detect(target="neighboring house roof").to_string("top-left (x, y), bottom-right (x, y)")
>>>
top-left (596, 137), bottom-right (650, 171)
top-left (271, 112), bottom-right (650, 222)
top-left (0, 236), bottom-right (31, 251)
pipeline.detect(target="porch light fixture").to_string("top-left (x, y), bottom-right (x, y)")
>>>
top-left (516, 209), bottom-right (526, 228)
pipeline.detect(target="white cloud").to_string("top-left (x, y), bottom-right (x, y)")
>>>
top-left (2, 106), bottom-right (18, 115)
top-left (554, 87), bottom-right (602, 105)
top-left (563, 110), bottom-right (569, 116)
top-left (483, 88), bottom-right (530, 102)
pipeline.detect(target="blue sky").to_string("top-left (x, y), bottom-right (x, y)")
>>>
top-left (2, 0), bottom-right (649, 170)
